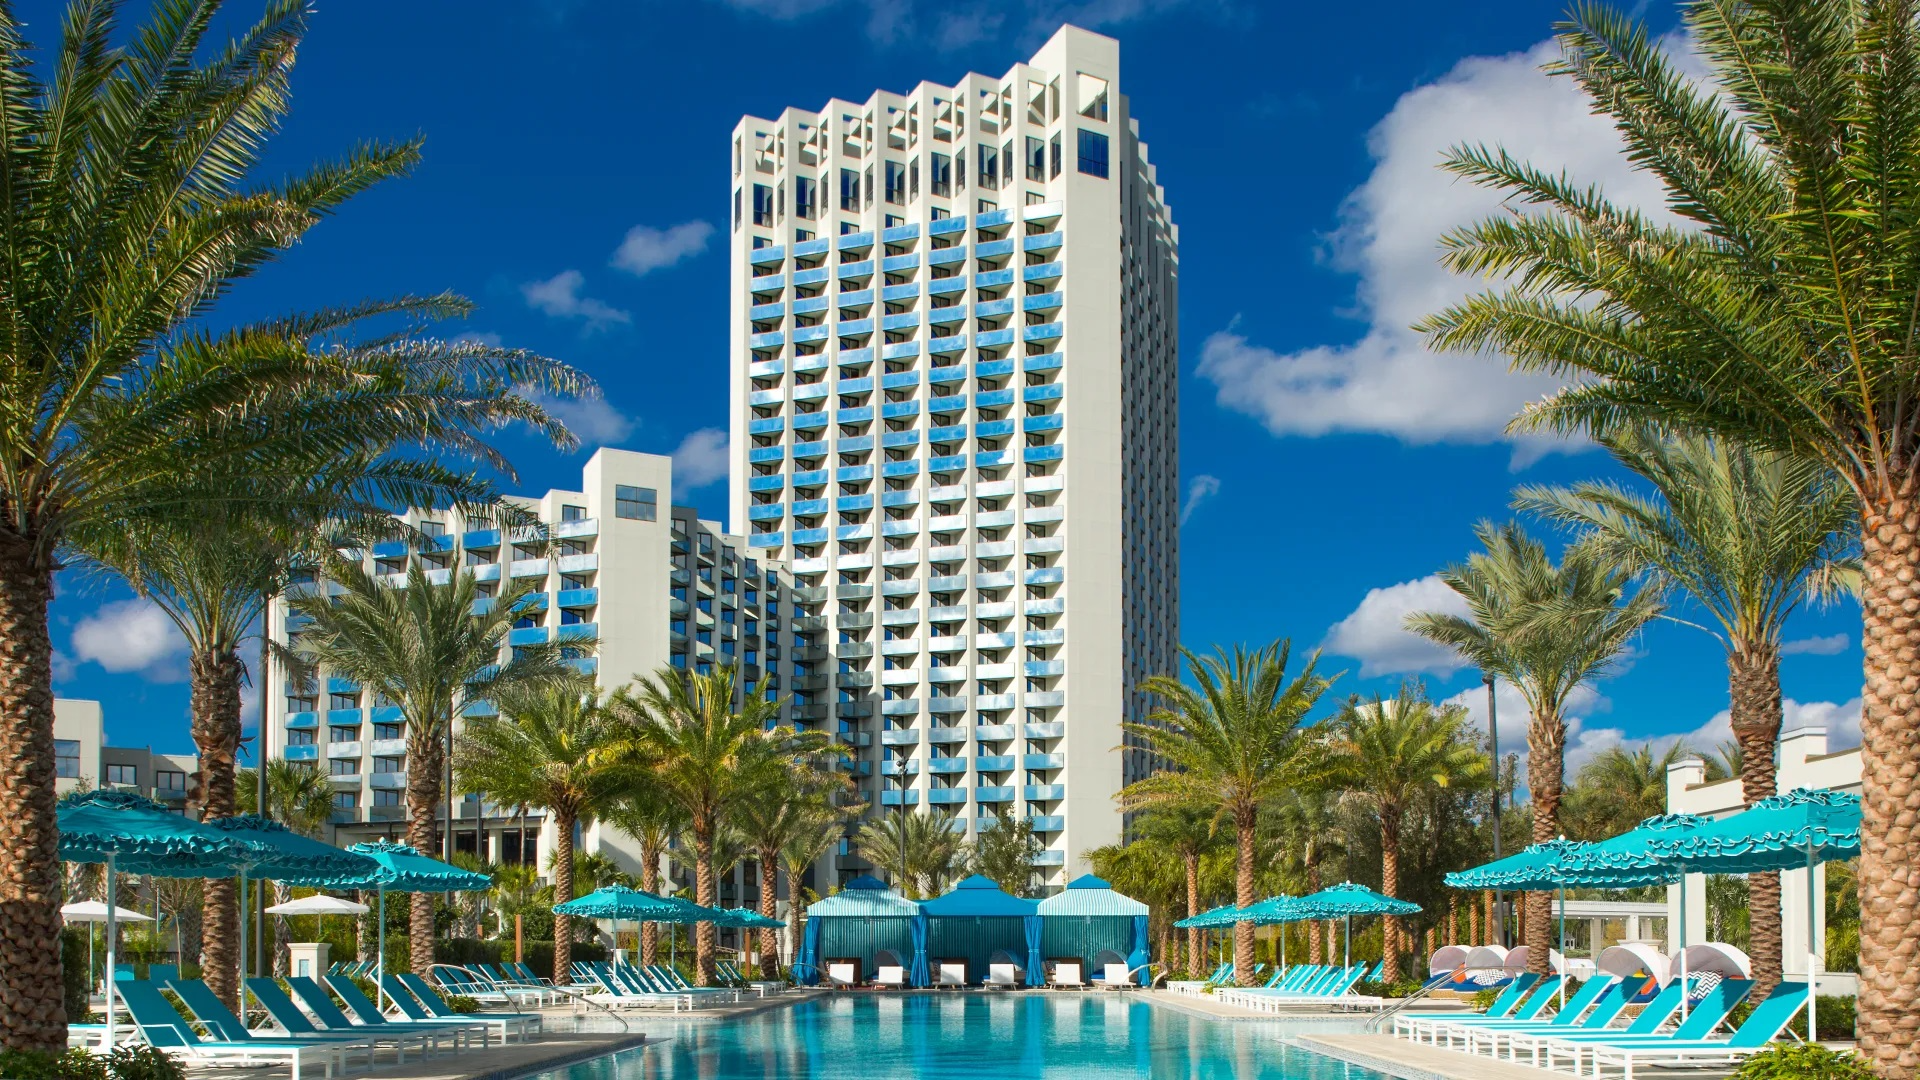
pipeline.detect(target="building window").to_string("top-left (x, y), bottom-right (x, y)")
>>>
top-left (287, 730), bottom-right (315, 747)
top-left (840, 168), bottom-right (859, 212)
top-left (155, 769), bottom-right (186, 792)
top-left (795, 175), bottom-right (816, 220)
top-left (373, 757), bottom-right (403, 774)
top-left (1050, 133), bottom-right (1062, 179)
top-left (329, 691), bottom-right (359, 710)
top-left (105, 763), bottom-right (137, 786)
top-left (978, 144), bottom-right (998, 189)
top-left (752, 184), bottom-right (773, 227)
top-left (614, 485), bottom-right (658, 521)
top-left (561, 504), bottom-right (586, 522)
top-left (420, 520), bottom-right (446, 537)
top-left (330, 726), bottom-right (358, 743)
top-left (373, 790), bottom-right (402, 807)
top-left (56, 739), bottom-right (84, 778)
top-left (329, 759), bottom-right (357, 776)
top-left (1026, 137), bottom-right (1045, 181)
top-left (733, 187), bottom-right (741, 231)
top-left (908, 156), bottom-right (919, 200)
top-left (287, 695), bottom-right (316, 712)
top-left (1077, 129), bottom-right (1110, 178)
top-left (864, 164), bottom-right (874, 207)
top-left (884, 160), bottom-right (906, 205)
top-left (333, 792), bottom-right (358, 811)
top-left (930, 153), bottom-right (951, 197)
top-left (374, 722), bottom-right (403, 740)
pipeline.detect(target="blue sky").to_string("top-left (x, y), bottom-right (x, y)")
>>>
top-left (42, 0), bottom-right (1866, 772)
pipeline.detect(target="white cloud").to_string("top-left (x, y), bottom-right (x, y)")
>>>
top-left (1179, 474), bottom-right (1221, 526)
top-left (1323, 575), bottom-right (1473, 677)
top-left (1197, 38), bottom-right (1692, 454)
top-left (521, 270), bottom-right (630, 330)
top-left (1686, 697), bottom-right (1863, 754)
top-left (529, 390), bottom-right (636, 446)
top-left (611, 221), bottom-right (714, 277)
top-left (70, 599), bottom-right (187, 681)
top-left (670, 428), bottom-right (730, 492)
top-left (1781, 633), bottom-right (1851, 657)
top-left (1442, 677), bottom-right (1612, 797)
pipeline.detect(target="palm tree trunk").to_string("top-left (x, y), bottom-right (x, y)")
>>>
top-left (639, 834), bottom-right (662, 968)
top-left (0, 541), bottom-right (65, 1052)
top-left (757, 848), bottom-right (778, 980)
top-left (1183, 850), bottom-right (1201, 978)
top-left (190, 648), bottom-right (244, 1010)
top-left (1524, 707), bottom-right (1567, 976)
top-left (1307, 861), bottom-right (1324, 964)
top-left (694, 816), bottom-right (717, 987)
top-left (404, 765), bottom-right (438, 976)
top-left (1857, 485), bottom-right (1920, 1079)
top-left (1727, 643), bottom-right (1783, 1000)
top-left (1233, 801), bottom-right (1256, 987)
top-left (1380, 804), bottom-right (1403, 982)
top-left (551, 811), bottom-right (575, 985)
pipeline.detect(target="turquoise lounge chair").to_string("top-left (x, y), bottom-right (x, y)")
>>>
top-left (116, 980), bottom-right (347, 1080)
top-left (241, 978), bottom-right (432, 1064)
top-left (393, 973), bottom-right (541, 1043)
top-left (1393, 971), bottom-right (1541, 1039)
top-left (284, 977), bottom-right (467, 1057)
top-left (323, 975), bottom-right (490, 1049)
top-left (1541, 978), bottom-right (1755, 1074)
top-left (1574, 982), bottom-right (1808, 1080)
top-left (1424, 975), bottom-right (1565, 1047)
top-left (1499, 976), bottom-right (1691, 1066)
top-left (1458, 976), bottom-right (1626, 1061)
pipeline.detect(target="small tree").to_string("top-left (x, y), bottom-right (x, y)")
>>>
top-left (968, 807), bottom-right (1041, 897)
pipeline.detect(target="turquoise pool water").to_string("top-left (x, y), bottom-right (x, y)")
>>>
top-left (534, 995), bottom-right (1390, 1079)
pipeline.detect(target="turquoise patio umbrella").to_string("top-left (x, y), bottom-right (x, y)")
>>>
top-left (1238, 895), bottom-right (1308, 972)
top-left (1446, 838), bottom-right (1593, 1003)
top-left (1291, 882), bottom-right (1420, 974)
top-left (331, 841), bottom-right (492, 1008)
top-left (1555, 814), bottom-right (1713, 1018)
top-left (1647, 788), bottom-right (1860, 1042)
top-left (57, 791), bottom-right (271, 1047)
top-left (556, 885), bottom-right (705, 970)
top-left (206, 815), bottom-right (380, 1023)
top-left (720, 906), bottom-right (785, 928)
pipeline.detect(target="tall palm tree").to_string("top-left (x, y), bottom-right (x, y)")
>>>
top-left (1317, 687), bottom-right (1488, 980)
top-left (0, 1), bottom-right (586, 1047)
top-left (1518, 428), bottom-right (1855, 994)
top-left (455, 678), bottom-right (627, 984)
top-left (610, 665), bottom-right (833, 985)
top-left (853, 811), bottom-right (969, 899)
top-left (236, 760), bottom-right (335, 839)
top-left (1407, 523), bottom-right (1658, 973)
top-left (1413, 3), bottom-right (1920, 1063)
top-left (1115, 641), bottom-right (1336, 987)
top-left (602, 792), bottom-right (687, 968)
top-left (733, 775), bottom-right (844, 978)
top-left (1131, 805), bottom-right (1221, 977)
top-left (291, 561), bottom-right (580, 974)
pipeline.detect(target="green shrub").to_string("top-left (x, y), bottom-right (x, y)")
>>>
top-left (443, 995), bottom-right (480, 1014)
top-left (60, 928), bottom-right (90, 1022)
top-left (0, 1048), bottom-right (110, 1080)
top-left (105, 1046), bottom-right (185, 1080)
top-left (1471, 987), bottom-right (1499, 1012)
top-left (1354, 978), bottom-right (1428, 999)
top-left (1733, 1045), bottom-right (1873, 1080)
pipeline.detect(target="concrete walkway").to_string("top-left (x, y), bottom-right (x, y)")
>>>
top-left (1297, 1033), bottom-right (1743, 1080)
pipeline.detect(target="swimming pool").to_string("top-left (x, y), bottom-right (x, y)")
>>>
top-left (532, 994), bottom-right (1392, 1079)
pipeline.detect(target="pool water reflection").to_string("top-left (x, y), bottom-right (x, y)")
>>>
top-left (536, 994), bottom-right (1387, 1079)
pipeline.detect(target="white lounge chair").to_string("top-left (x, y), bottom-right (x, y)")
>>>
top-left (938, 961), bottom-right (969, 988)
top-left (1049, 962), bottom-right (1085, 989)
top-left (875, 965), bottom-right (908, 989)
top-left (827, 962), bottom-right (860, 989)
top-left (1093, 962), bottom-right (1138, 990)
top-left (985, 963), bottom-right (1021, 990)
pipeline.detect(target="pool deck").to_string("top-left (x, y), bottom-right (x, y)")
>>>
top-left (1296, 1032), bottom-right (1752, 1080)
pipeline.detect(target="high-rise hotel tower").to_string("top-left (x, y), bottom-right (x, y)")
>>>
top-left (728, 25), bottom-right (1178, 889)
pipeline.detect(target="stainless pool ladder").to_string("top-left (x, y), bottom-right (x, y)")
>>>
top-left (1363, 966), bottom-right (1505, 1032)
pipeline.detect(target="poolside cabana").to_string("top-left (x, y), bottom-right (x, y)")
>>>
top-left (918, 875), bottom-right (1041, 986)
top-left (796, 875), bottom-right (923, 986)
top-left (1036, 874), bottom-right (1150, 984)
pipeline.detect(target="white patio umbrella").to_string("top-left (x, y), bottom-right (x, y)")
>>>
top-left (61, 901), bottom-right (154, 991)
top-left (265, 894), bottom-right (369, 946)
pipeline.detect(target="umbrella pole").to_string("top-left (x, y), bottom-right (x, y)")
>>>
top-left (1679, 874), bottom-right (1689, 1021)
top-left (1343, 914), bottom-right (1350, 972)
top-left (105, 854), bottom-right (117, 1050)
top-left (1558, 886), bottom-right (1566, 1007)
top-left (238, 876), bottom-right (247, 1025)
top-left (377, 886), bottom-right (386, 1011)
top-left (1807, 842), bottom-right (1817, 1044)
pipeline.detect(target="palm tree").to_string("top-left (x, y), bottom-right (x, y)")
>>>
top-left (1413, 3), bottom-right (1920, 1063)
top-left (1407, 522), bottom-right (1658, 974)
top-left (1563, 742), bottom-right (1699, 841)
top-left (602, 792), bottom-right (687, 968)
top-left (1131, 805), bottom-right (1221, 977)
top-left (1115, 641), bottom-right (1336, 987)
top-left (778, 809), bottom-right (844, 974)
top-left (1317, 687), bottom-right (1488, 981)
top-left (968, 807), bottom-right (1042, 897)
top-left (0, 2), bottom-right (587, 1047)
top-left (1267, 788), bottom-right (1345, 965)
top-left (610, 665), bottom-right (833, 985)
top-left (854, 811), bottom-right (969, 899)
top-left (1517, 429), bottom-right (1855, 994)
top-left (234, 757), bottom-right (338, 976)
top-left (733, 776), bottom-right (844, 978)
top-left (455, 679), bottom-right (628, 983)
top-left (291, 562), bottom-right (582, 974)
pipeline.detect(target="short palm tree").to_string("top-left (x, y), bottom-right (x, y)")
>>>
top-left (291, 561), bottom-right (581, 973)
top-left (1517, 428), bottom-right (1855, 995)
top-left (0, 1), bottom-right (586, 1046)
top-left (733, 776), bottom-right (844, 977)
top-left (1267, 788), bottom-right (1345, 965)
top-left (854, 810), bottom-right (969, 899)
top-left (1407, 523), bottom-right (1658, 973)
top-left (1563, 742), bottom-right (1699, 840)
top-left (1115, 641), bottom-right (1337, 987)
top-left (1412, 3), bottom-right (1920, 1061)
top-left (1317, 687), bottom-right (1488, 981)
top-left (456, 679), bottom-right (627, 983)
top-left (967, 807), bottom-right (1042, 898)
top-left (1131, 805), bottom-right (1222, 977)
top-left (611, 665), bottom-right (832, 985)
top-left (779, 810), bottom-right (844, 972)
top-left (601, 791), bottom-right (687, 968)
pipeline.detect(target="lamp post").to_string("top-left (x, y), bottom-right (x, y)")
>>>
top-left (1485, 671), bottom-right (1505, 948)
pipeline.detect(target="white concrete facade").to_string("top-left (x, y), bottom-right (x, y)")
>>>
top-left (727, 24), bottom-right (1179, 889)
top-left (1665, 727), bottom-right (1858, 995)
top-left (264, 448), bottom-right (798, 901)
top-left (53, 697), bottom-right (197, 808)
